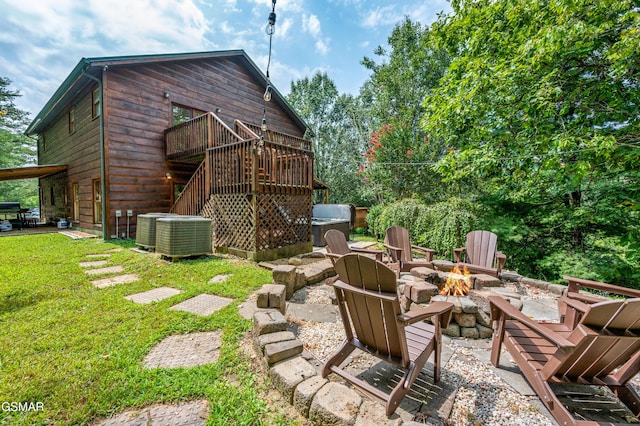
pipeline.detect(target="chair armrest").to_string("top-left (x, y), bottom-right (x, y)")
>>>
top-left (411, 245), bottom-right (435, 261)
top-left (453, 247), bottom-right (465, 263)
top-left (383, 243), bottom-right (403, 262)
top-left (488, 295), bottom-right (575, 351)
top-left (563, 276), bottom-right (640, 298)
top-left (352, 247), bottom-right (384, 262)
top-left (495, 251), bottom-right (506, 270)
top-left (398, 301), bottom-right (453, 328)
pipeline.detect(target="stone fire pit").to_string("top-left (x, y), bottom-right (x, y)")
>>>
top-left (400, 259), bottom-right (565, 339)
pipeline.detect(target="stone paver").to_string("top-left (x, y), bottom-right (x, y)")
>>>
top-left (84, 265), bottom-right (125, 275)
top-left (79, 260), bottom-right (109, 268)
top-left (209, 274), bottom-right (232, 284)
top-left (86, 253), bottom-right (111, 258)
top-left (169, 294), bottom-right (234, 316)
top-left (143, 331), bottom-right (222, 369)
top-left (286, 302), bottom-right (337, 322)
top-left (95, 399), bottom-right (209, 426)
top-left (309, 382), bottom-right (363, 425)
top-left (92, 274), bottom-right (140, 288)
top-left (125, 287), bottom-right (182, 304)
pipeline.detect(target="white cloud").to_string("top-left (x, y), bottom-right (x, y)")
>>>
top-left (315, 39), bottom-right (329, 56)
top-left (303, 14), bottom-right (321, 38)
top-left (361, 5), bottom-right (400, 29)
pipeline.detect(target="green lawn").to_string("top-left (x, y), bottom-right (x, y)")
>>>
top-left (0, 234), bottom-right (300, 425)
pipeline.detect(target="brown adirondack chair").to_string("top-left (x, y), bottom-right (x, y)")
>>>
top-left (323, 254), bottom-right (453, 416)
top-left (323, 229), bottom-right (384, 266)
top-left (384, 226), bottom-right (435, 275)
top-left (453, 230), bottom-right (506, 277)
top-left (489, 294), bottom-right (640, 425)
top-left (559, 276), bottom-right (640, 328)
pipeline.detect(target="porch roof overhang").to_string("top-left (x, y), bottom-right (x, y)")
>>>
top-left (0, 165), bottom-right (68, 181)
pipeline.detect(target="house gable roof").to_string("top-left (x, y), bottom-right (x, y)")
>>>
top-left (25, 50), bottom-right (309, 136)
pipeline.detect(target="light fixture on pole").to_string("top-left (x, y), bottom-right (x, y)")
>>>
top-left (263, 0), bottom-right (276, 102)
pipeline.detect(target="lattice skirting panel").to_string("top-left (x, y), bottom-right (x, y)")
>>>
top-left (255, 193), bottom-right (311, 252)
top-left (204, 193), bottom-right (311, 254)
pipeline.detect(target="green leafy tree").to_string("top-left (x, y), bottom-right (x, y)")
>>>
top-left (360, 17), bottom-right (457, 204)
top-left (0, 77), bottom-right (37, 206)
top-left (424, 0), bottom-right (640, 284)
top-left (288, 72), bottom-right (373, 205)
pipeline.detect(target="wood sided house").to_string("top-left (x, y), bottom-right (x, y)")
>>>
top-left (22, 50), bottom-right (315, 260)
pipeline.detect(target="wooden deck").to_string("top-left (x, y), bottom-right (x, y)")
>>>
top-left (165, 113), bottom-right (313, 260)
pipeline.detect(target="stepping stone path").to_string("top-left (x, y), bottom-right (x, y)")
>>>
top-left (95, 400), bottom-right (209, 426)
top-left (92, 274), bottom-right (140, 289)
top-left (125, 287), bottom-right (182, 304)
top-left (84, 265), bottom-right (125, 275)
top-left (79, 260), bottom-right (109, 268)
top-left (169, 294), bottom-right (234, 316)
top-left (82, 253), bottom-right (237, 424)
top-left (143, 331), bottom-right (223, 369)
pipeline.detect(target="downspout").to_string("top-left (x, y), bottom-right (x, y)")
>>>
top-left (81, 65), bottom-right (108, 240)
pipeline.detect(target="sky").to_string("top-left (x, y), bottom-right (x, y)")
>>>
top-left (0, 0), bottom-right (452, 120)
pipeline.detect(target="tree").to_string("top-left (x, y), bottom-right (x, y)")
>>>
top-left (0, 77), bottom-right (37, 206)
top-left (423, 0), bottom-right (640, 284)
top-left (359, 17), bottom-right (456, 204)
top-left (288, 72), bottom-right (373, 205)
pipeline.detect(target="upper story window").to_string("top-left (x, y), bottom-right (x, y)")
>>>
top-left (172, 104), bottom-right (206, 126)
top-left (92, 87), bottom-right (101, 119)
top-left (39, 133), bottom-right (46, 152)
top-left (68, 108), bottom-right (76, 134)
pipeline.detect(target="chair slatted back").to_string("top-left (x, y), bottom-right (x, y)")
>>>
top-left (385, 226), bottom-right (413, 263)
top-left (555, 299), bottom-right (640, 381)
top-left (466, 231), bottom-right (498, 268)
top-left (325, 229), bottom-right (351, 256)
top-left (334, 254), bottom-right (406, 363)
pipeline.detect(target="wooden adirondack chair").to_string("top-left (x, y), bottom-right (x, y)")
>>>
top-left (489, 294), bottom-right (640, 425)
top-left (323, 254), bottom-right (453, 416)
top-left (323, 229), bottom-right (384, 266)
top-left (384, 226), bottom-right (435, 275)
top-left (559, 276), bottom-right (640, 328)
top-left (453, 230), bottom-right (506, 277)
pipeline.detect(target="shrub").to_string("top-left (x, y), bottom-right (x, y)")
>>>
top-left (369, 197), bottom-right (478, 258)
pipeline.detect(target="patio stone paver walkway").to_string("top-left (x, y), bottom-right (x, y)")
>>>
top-left (92, 274), bottom-right (140, 288)
top-left (79, 260), bottom-right (109, 268)
top-left (84, 265), bottom-right (125, 275)
top-left (86, 253), bottom-right (111, 258)
top-left (95, 399), bottom-right (209, 426)
top-left (125, 287), bottom-right (182, 304)
top-left (169, 294), bottom-right (234, 316)
top-left (143, 331), bottom-right (223, 369)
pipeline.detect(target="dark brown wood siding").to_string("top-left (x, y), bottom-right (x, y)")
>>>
top-left (38, 83), bottom-right (101, 231)
top-left (102, 56), bottom-right (304, 237)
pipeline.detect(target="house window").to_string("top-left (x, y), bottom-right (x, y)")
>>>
top-left (68, 108), bottom-right (76, 134)
top-left (92, 87), bottom-right (101, 119)
top-left (39, 134), bottom-right (46, 152)
top-left (172, 104), bottom-right (206, 126)
top-left (63, 185), bottom-right (68, 205)
top-left (72, 183), bottom-right (79, 221)
top-left (50, 187), bottom-right (55, 206)
top-left (93, 179), bottom-right (102, 224)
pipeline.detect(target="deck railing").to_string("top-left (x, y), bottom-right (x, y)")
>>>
top-left (170, 160), bottom-right (208, 215)
top-left (165, 112), bottom-right (245, 160)
top-left (244, 123), bottom-right (312, 152)
top-left (209, 139), bottom-right (313, 195)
